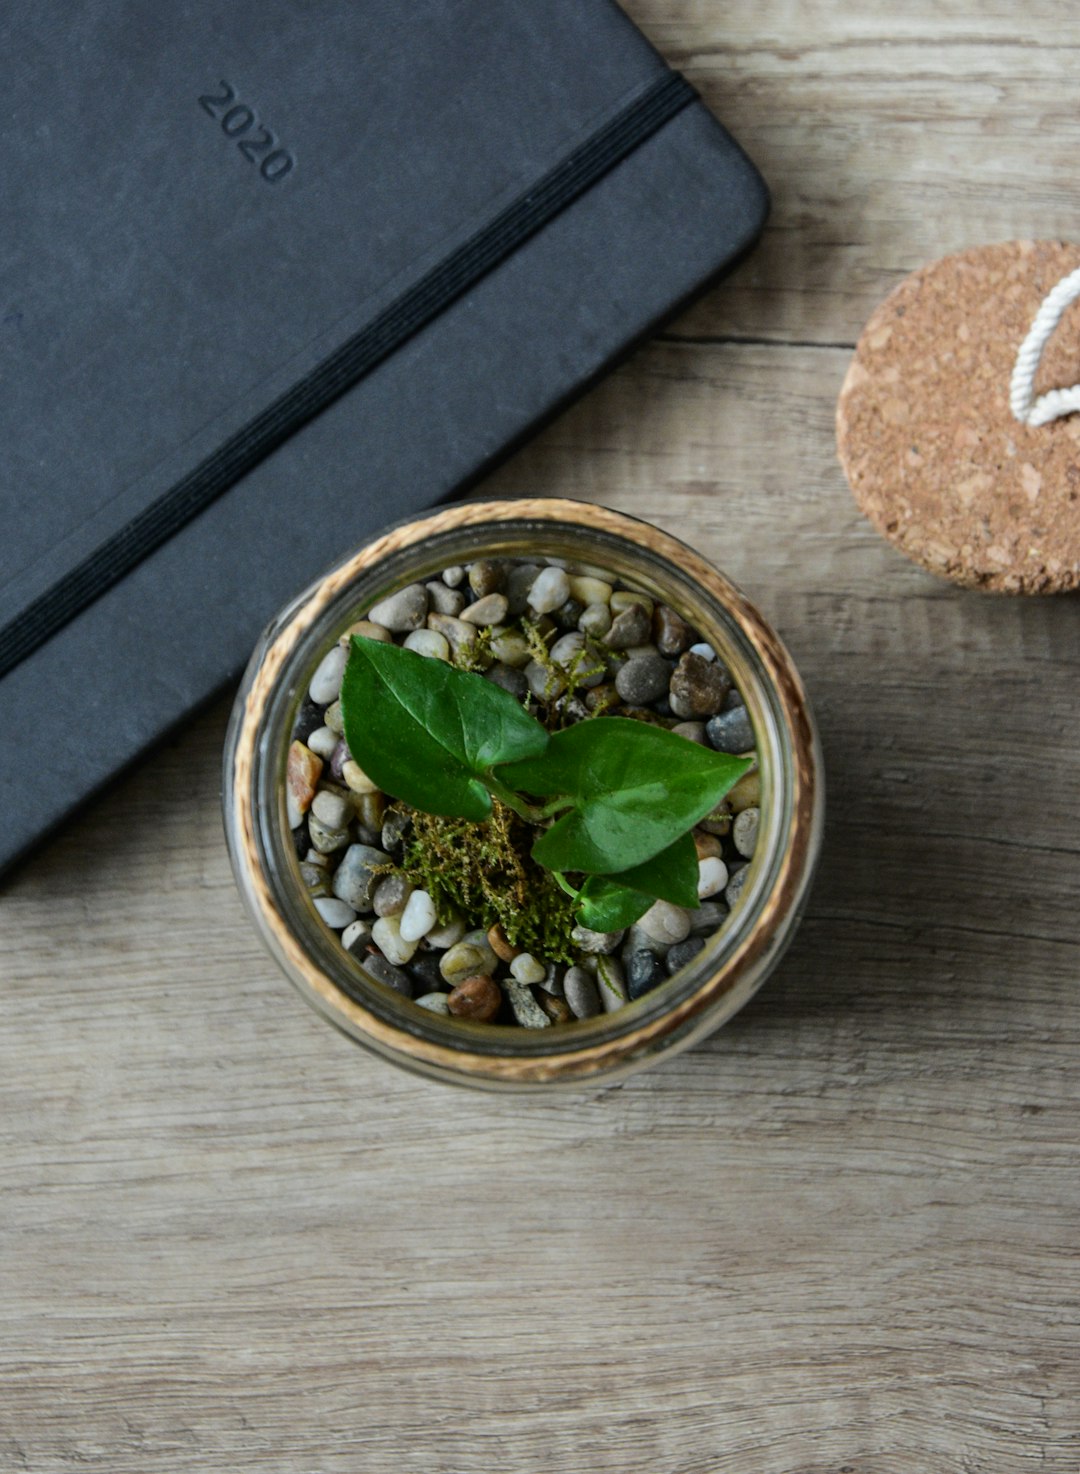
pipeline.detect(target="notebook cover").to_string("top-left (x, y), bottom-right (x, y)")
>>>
top-left (0, 0), bottom-right (768, 877)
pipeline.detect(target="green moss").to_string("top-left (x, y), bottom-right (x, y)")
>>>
top-left (400, 799), bottom-right (578, 964)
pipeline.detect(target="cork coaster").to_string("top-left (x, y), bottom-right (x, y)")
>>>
top-left (837, 240), bottom-right (1080, 593)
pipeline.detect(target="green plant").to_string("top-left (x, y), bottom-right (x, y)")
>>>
top-left (340, 636), bottom-right (751, 934)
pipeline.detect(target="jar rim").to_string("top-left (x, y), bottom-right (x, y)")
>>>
top-left (224, 498), bottom-right (822, 1087)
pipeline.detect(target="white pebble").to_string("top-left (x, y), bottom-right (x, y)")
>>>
top-left (285, 791), bottom-right (304, 830)
top-left (441, 565), bottom-right (466, 588)
top-left (638, 900), bottom-right (692, 945)
top-left (341, 919), bottom-right (372, 953)
top-left (425, 914), bottom-right (466, 949)
top-left (307, 725), bottom-right (338, 760)
top-left (697, 856), bottom-right (730, 899)
top-left (311, 789), bottom-right (352, 829)
top-left (403, 629), bottom-right (451, 662)
top-left (733, 807), bottom-right (760, 859)
top-left (689, 642), bottom-right (716, 662)
top-left (309, 645), bottom-right (348, 704)
top-left (399, 889), bottom-right (437, 943)
top-left (568, 575), bottom-right (612, 606)
top-left (527, 566), bottom-right (570, 614)
top-left (314, 896), bottom-right (357, 930)
top-left (509, 952), bottom-right (546, 985)
top-left (371, 915), bottom-right (419, 966)
top-left (342, 760), bottom-right (379, 795)
top-left (415, 992), bottom-right (451, 1015)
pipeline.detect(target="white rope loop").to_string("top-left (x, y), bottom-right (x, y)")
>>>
top-left (1010, 263), bottom-right (1080, 427)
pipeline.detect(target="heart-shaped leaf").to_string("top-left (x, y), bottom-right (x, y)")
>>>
top-left (341, 636), bottom-right (548, 820)
top-left (575, 832), bottom-right (699, 931)
top-left (500, 717), bottom-right (751, 874)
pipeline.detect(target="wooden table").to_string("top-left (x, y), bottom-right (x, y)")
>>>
top-left (3, 5), bottom-right (1078, 1469)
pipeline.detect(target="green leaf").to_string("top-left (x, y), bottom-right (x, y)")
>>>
top-left (577, 876), bottom-right (654, 932)
top-left (500, 717), bottom-right (751, 874)
top-left (575, 833), bottom-right (699, 932)
top-left (340, 636), bottom-right (548, 821)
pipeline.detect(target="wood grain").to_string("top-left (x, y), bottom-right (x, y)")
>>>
top-left (2, 3), bottom-right (1078, 1470)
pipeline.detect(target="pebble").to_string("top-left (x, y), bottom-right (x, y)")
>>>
top-left (425, 914), bottom-right (466, 949)
top-left (606, 601), bottom-right (652, 650)
top-left (426, 581), bottom-right (465, 616)
top-left (487, 924), bottom-right (519, 963)
top-left (666, 936), bottom-right (706, 975)
top-left (308, 645), bottom-right (348, 704)
top-left (323, 700), bottom-right (345, 735)
top-left (381, 809), bottom-right (412, 852)
top-left (373, 873), bottom-right (413, 918)
top-left (505, 563), bottom-right (540, 616)
top-left (307, 813), bottom-right (351, 854)
top-left (362, 951), bottom-right (413, 997)
top-left (356, 792), bottom-right (385, 833)
top-left (339, 619), bottom-right (393, 647)
top-left (564, 966), bottom-right (601, 1019)
top-left (615, 653), bottom-right (670, 705)
top-left (489, 629), bottom-right (530, 667)
top-left (728, 770), bottom-right (761, 814)
top-left (694, 831), bottom-right (723, 859)
top-left (698, 799), bottom-right (732, 837)
top-left (286, 740), bottom-right (322, 814)
top-left (409, 953), bottom-right (447, 994)
top-left (292, 697), bottom-right (326, 744)
top-left (461, 929), bottom-right (500, 973)
top-left (551, 597), bottom-right (585, 632)
top-left (367, 583), bottom-right (429, 632)
top-left (733, 807), bottom-right (760, 859)
top-left (313, 896), bottom-right (356, 930)
top-left (721, 687), bottom-right (745, 712)
top-left (428, 613), bottom-right (482, 661)
top-left (504, 979), bottom-right (551, 1028)
top-left (672, 721), bottom-right (707, 745)
top-left (688, 901), bottom-right (728, 935)
top-left (307, 725), bottom-right (339, 761)
top-left (441, 564), bottom-right (466, 588)
top-left (414, 992), bottom-right (451, 1015)
top-left (638, 900), bottom-right (692, 945)
top-left (468, 559), bottom-right (507, 597)
top-left (403, 628), bottom-right (451, 662)
top-left (725, 864), bottom-right (751, 910)
top-left (542, 963), bottom-right (566, 999)
top-left (626, 949), bottom-right (665, 1000)
top-left (509, 952), bottom-right (546, 984)
top-left (341, 760), bottom-right (379, 796)
top-left (485, 663), bottom-right (528, 700)
top-left (399, 889), bottom-right (437, 942)
top-left (568, 575), bottom-right (612, 606)
top-left (311, 789), bottom-right (352, 829)
top-left (654, 605), bottom-right (693, 657)
top-left (536, 990), bottom-right (573, 1024)
top-left (329, 739), bottom-right (351, 783)
top-left (527, 566), bottom-right (570, 614)
top-left (578, 601), bottom-right (613, 638)
top-left (570, 924), bottom-right (625, 955)
top-left (286, 791), bottom-right (304, 831)
top-left (461, 592), bottom-right (509, 626)
top-left (689, 642), bottom-right (716, 661)
top-left (595, 955), bottom-right (628, 1011)
top-left (371, 915), bottom-right (419, 966)
top-left (447, 974), bottom-right (502, 1022)
top-left (669, 652), bottom-right (731, 720)
top-left (331, 844), bottom-right (391, 911)
top-left (525, 660), bottom-right (564, 700)
top-left (298, 862), bottom-right (328, 898)
top-left (611, 590), bottom-right (652, 615)
top-left (707, 706), bottom-right (754, 754)
top-left (624, 922), bottom-right (669, 957)
top-left (697, 855), bottom-right (730, 899)
top-left (341, 919), bottom-right (372, 954)
top-left (440, 938), bottom-right (498, 986)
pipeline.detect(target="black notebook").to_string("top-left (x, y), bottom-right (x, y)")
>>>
top-left (0, 0), bottom-right (768, 877)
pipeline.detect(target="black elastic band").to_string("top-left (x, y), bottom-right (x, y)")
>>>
top-left (0, 71), bottom-right (695, 682)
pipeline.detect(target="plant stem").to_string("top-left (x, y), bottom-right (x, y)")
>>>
top-left (482, 774), bottom-right (548, 823)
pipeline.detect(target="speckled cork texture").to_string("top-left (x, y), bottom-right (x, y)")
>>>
top-left (837, 240), bottom-right (1080, 593)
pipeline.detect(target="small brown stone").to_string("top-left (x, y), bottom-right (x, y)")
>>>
top-left (669, 652), bottom-right (731, 719)
top-left (286, 740), bottom-right (322, 813)
top-left (536, 989), bottom-right (573, 1025)
top-left (468, 559), bottom-right (508, 597)
top-left (487, 924), bottom-right (519, 962)
top-left (447, 974), bottom-right (502, 1023)
top-left (606, 602), bottom-right (652, 650)
top-left (654, 604), bottom-right (693, 657)
top-left (693, 831), bottom-right (724, 859)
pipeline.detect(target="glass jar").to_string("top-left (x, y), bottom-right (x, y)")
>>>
top-left (223, 499), bottom-right (823, 1089)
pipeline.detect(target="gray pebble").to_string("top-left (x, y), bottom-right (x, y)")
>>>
top-left (332, 844), bottom-right (391, 911)
top-left (341, 919), bottom-right (372, 954)
top-left (707, 706), bottom-right (755, 754)
top-left (688, 900), bottom-right (729, 935)
top-left (571, 924), bottom-right (625, 955)
top-left (505, 563), bottom-right (540, 616)
top-left (595, 955), bottom-right (628, 1012)
top-left (298, 861), bottom-right (329, 898)
top-left (503, 979), bottom-right (552, 1028)
top-left (485, 662), bottom-right (528, 700)
top-left (367, 583), bottom-right (429, 632)
top-left (307, 813), bottom-right (352, 854)
top-left (637, 900), bottom-right (692, 945)
top-left (460, 592), bottom-right (509, 626)
top-left (373, 872), bottom-right (413, 918)
top-left (428, 612), bottom-right (482, 661)
top-left (606, 602), bottom-right (652, 650)
top-left (721, 687), bottom-right (745, 712)
top-left (381, 808), bottom-right (412, 852)
top-left (409, 953), bottom-right (447, 994)
top-left (426, 580), bottom-right (466, 616)
top-left (525, 660), bottom-right (564, 701)
top-left (311, 789), bottom-right (352, 830)
top-left (578, 602), bottom-right (613, 638)
top-left (671, 721), bottom-right (707, 745)
top-left (441, 565), bottom-right (466, 588)
top-left (626, 949), bottom-right (665, 1000)
top-left (615, 653), bottom-right (670, 706)
top-left (361, 952), bottom-right (413, 997)
top-left (414, 992), bottom-right (452, 1015)
top-left (665, 936), bottom-right (706, 976)
top-left (725, 863), bottom-right (751, 910)
top-left (313, 896), bottom-right (357, 930)
top-left (309, 645), bottom-right (348, 705)
top-left (563, 966), bottom-right (601, 1019)
top-left (733, 806), bottom-right (760, 859)
top-left (527, 566), bottom-right (570, 614)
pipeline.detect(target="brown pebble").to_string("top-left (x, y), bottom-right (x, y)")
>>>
top-left (447, 975), bottom-right (502, 1022)
top-left (536, 989), bottom-right (573, 1025)
top-left (606, 602), bottom-right (652, 650)
top-left (487, 924), bottom-right (519, 962)
top-left (837, 240), bottom-right (1080, 593)
top-left (693, 831), bottom-right (724, 859)
top-left (669, 652), bottom-right (731, 720)
top-left (654, 604), bottom-right (693, 657)
top-left (286, 741), bottom-right (322, 813)
top-left (468, 559), bottom-right (507, 597)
